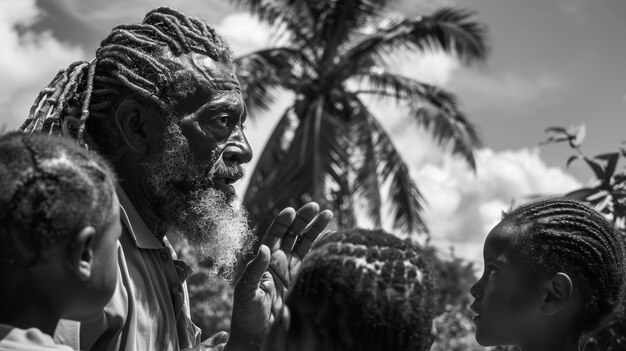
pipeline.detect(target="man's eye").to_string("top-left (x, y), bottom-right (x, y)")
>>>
top-left (213, 115), bottom-right (230, 128)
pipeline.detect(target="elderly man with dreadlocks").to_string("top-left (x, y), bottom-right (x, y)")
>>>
top-left (21, 7), bottom-right (333, 351)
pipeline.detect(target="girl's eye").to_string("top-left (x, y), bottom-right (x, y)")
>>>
top-left (488, 264), bottom-right (499, 275)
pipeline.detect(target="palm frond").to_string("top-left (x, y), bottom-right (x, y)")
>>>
top-left (410, 103), bottom-right (482, 170)
top-left (366, 112), bottom-right (428, 234)
top-left (313, 0), bottom-right (398, 67)
top-left (231, 0), bottom-right (316, 52)
top-left (353, 71), bottom-right (481, 170)
top-left (243, 97), bottom-right (353, 232)
top-left (244, 108), bottom-right (296, 223)
top-left (338, 7), bottom-right (488, 75)
top-left (350, 99), bottom-right (383, 226)
top-left (236, 48), bottom-right (312, 112)
top-left (354, 70), bottom-right (458, 107)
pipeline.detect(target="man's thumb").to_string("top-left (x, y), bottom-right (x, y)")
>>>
top-left (235, 245), bottom-right (270, 293)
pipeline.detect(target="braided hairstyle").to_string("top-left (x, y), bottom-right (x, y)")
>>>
top-left (21, 7), bottom-right (234, 161)
top-left (503, 198), bottom-right (626, 334)
top-left (286, 228), bottom-right (435, 351)
top-left (0, 132), bottom-right (117, 269)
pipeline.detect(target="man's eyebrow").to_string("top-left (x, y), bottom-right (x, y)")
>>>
top-left (205, 98), bottom-right (244, 115)
top-left (206, 79), bottom-right (241, 91)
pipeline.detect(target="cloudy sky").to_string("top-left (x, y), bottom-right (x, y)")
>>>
top-left (1, 0), bottom-right (624, 264)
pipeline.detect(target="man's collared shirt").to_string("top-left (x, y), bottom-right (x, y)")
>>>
top-left (0, 325), bottom-right (73, 351)
top-left (54, 185), bottom-right (201, 351)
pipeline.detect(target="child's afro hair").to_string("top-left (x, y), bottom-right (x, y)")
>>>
top-left (286, 228), bottom-right (436, 351)
top-left (0, 132), bottom-right (117, 268)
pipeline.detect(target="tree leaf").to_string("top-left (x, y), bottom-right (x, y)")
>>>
top-left (235, 48), bottom-right (312, 113)
top-left (594, 152), bottom-right (620, 180)
top-left (565, 188), bottom-right (598, 201)
top-left (566, 155), bottom-right (580, 168)
top-left (366, 112), bottom-right (428, 234)
top-left (584, 156), bottom-right (606, 181)
top-left (351, 104), bottom-right (383, 226)
top-left (409, 104), bottom-right (482, 171)
top-left (337, 7), bottom-right (488, 77)
top-left (545, 126), bottom-right (567, 134)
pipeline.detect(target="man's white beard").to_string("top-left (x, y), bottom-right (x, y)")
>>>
top-left (142, 121), bottom-right (254, 280)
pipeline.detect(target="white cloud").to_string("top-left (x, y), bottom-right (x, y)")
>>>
top-left (0, 0), bottom-right (85, 129)
top-left (416, 148), bottom-right (581, 265)
top-left (215, 12), bottom-right (272, 56)
top-left (385, 50), bottom-right (460, 86)
top-left (40, 0), bottom-right (233, 31)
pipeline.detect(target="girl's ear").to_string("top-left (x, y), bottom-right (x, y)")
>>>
top-left (540, 272), bottom-right (573, 316)
top-left (69, 226), bottom-right (96, 281)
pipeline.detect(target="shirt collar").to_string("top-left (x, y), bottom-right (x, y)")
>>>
top-left (116, 184), bottom-right (164, 250)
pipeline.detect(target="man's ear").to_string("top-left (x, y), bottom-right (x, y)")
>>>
top-left (115, 99), bottom-right (155, 154)
top-left (69, 226), bottom-right (96, 281)
top-left (540, 272), bottom-right (573, 316)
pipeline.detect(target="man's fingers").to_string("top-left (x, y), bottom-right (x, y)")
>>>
top-left (200, 331), bottom-right (229, 348)
top-left (263, 208), bottom-right (296, 251)
top-left (294, 209), bottom-right (334, 260)
top-left (235, 245), bottom-right (271, 294)
top-left (280, 202), bottom-right (319, 252)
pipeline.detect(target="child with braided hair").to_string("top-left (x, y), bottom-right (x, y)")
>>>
top-left (0, 132), bottom-right (121, 350)
top-left (262, 228), bottom-right (436, 351)
top-left (470, 198), bottom-right (626, 351)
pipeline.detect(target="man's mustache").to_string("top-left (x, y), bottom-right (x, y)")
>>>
top-left (210, 162), bottom-right (245, 180)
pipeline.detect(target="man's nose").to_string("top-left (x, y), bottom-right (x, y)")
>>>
top-left (223, 126), bottom-right (253, 164)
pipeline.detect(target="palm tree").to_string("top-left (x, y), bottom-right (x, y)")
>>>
top-left (235, 0), bottom-right (489, 236)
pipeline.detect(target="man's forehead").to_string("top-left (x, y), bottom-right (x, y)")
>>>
top-left (169, 53), bottom-right (240, 93)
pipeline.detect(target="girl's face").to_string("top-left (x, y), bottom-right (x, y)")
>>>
top-left (469, 220), bottom-right (545, 346)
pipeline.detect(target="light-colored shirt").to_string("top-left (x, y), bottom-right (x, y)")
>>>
top-left (54, 186), bottom-right (201, 351)
top-left (0, 324), bottom-right (73, 351)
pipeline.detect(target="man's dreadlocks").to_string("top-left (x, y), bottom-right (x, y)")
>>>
top-left (21, 7), bottom-right (234, 161)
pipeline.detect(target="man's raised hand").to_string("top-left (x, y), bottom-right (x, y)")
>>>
top-left (227, 203), bottom-right (333, 349)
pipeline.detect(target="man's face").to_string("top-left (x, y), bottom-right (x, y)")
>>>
top-left (141, 53), bottom-right (254, 279)
top-left (172, 53), bottom-right (252, 196)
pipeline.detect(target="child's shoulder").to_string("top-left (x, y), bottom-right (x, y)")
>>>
top-left (0, 324), bottom-right (74, 351)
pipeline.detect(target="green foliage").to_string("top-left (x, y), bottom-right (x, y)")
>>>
top-left (187, 270), bottom-right (234, 339)
top-left (172, 237), bottom-right (234, 339)
top-left (423, 245), bottom-right (485, 350)
top-left (543, 125), bottom-right (626, 233)
top-left (543, 125), bottom-right (626, 350)
top-left (431, 305), bottom-right (483, 351)
top-left (235, 0), bottom-right (489, 237)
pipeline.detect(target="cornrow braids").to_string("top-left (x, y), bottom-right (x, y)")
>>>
top-left (503, 198), bottom-right (626, 334)
top-left (21, 7), bottom-right (234, 161)
top-left (0, 132), bottom-right (117, 268)
top-left (288, 228), bottom-right (436, 351)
